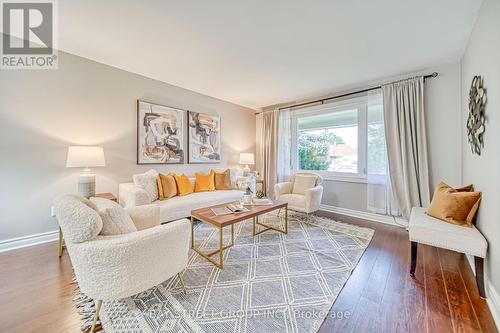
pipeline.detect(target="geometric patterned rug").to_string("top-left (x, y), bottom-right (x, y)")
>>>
top-left (99, 211), bottom-right (374, 333)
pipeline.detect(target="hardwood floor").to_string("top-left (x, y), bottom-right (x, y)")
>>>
top-left (318, 211), bottom-right (497, 333)
top-left (0, 212), bottom-right (496, 333)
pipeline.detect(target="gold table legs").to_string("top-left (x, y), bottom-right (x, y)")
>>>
top-left (190, 216), bottom-right (234, 269)
top-left (253, 206), bottom-right (288, 236)
top-left (178, 272), bottom-right (188, 294)
top-left (191, 206), bottom-right (287, 269)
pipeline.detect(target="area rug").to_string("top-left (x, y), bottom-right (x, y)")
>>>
top-left (85, 212), bottom-right (374, 333)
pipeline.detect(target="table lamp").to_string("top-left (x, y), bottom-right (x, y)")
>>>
top-left (66, 146), bottom-right (106, 198)
top-left (239, 153), bottom-right (255, 177)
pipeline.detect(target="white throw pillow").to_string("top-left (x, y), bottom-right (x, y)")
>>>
top-left (292, 174), bottom-right (318, 195)
top-left (90, 197), bottom-right (137, 236)
top-left (228, 167), bottom-right (240, 185)
top-left (133, 169), bottom-right (159, 202)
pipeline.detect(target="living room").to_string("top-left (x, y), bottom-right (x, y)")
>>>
top-left (0, 1), bottom-right (499, 332)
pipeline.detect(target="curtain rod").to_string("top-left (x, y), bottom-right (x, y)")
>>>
top-left (255, 72), bottom-right (438, 114)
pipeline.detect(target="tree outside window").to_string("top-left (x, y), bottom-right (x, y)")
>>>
top-left (298, 130), bottom-right (344, 170)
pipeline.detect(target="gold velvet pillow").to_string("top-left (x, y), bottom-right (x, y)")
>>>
top-left (173, 174), bottom-right (194, 196)
top-left (194, 171), bottom-right (215, 192)
top-left (156, 173), bottom-right (177, 200)
top-left (214, 169), bottom-right (232, 190)
top-left (426, 182), bottom-right (481, 227)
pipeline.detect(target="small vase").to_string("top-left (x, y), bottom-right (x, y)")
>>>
top-left (242, 194), bottom-right (252, 204)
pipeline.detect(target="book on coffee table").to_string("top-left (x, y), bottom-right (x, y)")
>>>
top-left (227, 204), bottom-right (249, 213)
top-left (211, 207), bottom-right (232, 216)
top-left (241, 198), bottom-right (274, 206)
top-left (211, 204), bottom-right (249, 216)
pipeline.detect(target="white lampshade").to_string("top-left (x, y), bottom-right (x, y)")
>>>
top-left (66, 146), bottom-right (106, 168)
top-left (239, 153), bottom-right (255, 165)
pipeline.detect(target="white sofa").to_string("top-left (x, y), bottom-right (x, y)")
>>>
top-left (119, 168), bottom-right (253, 223)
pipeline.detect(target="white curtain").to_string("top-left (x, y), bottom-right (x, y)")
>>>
top-left (382, 76), bottom-right (430, 220)
top-left (366, 89), bottom-right (401, 216)
top-left (277, 108), bottom-right (293, 183)
top-left (261, 109), bottom-right (279, 198)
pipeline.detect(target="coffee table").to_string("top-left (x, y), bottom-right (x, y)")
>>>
top-left (190, 200), bottom-right (288, 269)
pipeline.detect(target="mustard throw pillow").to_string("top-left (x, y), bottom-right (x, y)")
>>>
top-left (195, 171), bottom-right (215, 192)
top-left (156, 173), bottom-right (177, 200)
top-left (173, 174), bottom-right (194, 196)
top-left (426, 182), bottom-right (481, 227)
top-left (214, 169), bottom-right (232, 190)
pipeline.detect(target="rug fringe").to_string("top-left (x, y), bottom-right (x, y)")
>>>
top-left (73, 276), bottom-right (104, 333)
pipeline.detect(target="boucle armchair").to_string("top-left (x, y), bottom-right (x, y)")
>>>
top-left (275, 172), bottom-right (324, 213)
top-left (53, 195), bottom-right (190, 333)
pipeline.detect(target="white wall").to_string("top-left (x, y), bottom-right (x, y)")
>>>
top-left (461, 0), bottom-right (500, 303)
top-left (425, 63), bottom-right (462, 191)
top-left (0, 50), bottom-right (256, 242)
top-left (256, 62), bottom-right (462, 212)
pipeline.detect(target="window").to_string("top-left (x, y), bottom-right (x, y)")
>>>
top-left (298, 109), bottom-right (359, 173)
top-left (290, 96), bottom-right (378, 182)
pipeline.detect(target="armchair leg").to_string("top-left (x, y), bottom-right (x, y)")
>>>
top-left (58, 227), bottom-right (64, 258)
top-left (178, 272), bottom-right (187, 294)
top-left (474, 256), bottom-right (486, 299)
top-left (410, 241), bottom-right (418, 277)
top-left (90, 300), bottom-right (102, 333)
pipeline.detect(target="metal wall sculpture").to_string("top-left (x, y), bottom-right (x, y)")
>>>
top-left (467, 75), bottom-right (487, 155)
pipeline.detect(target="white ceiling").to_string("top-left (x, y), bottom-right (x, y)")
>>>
top-left (56, 0), bottom-right (481, 109)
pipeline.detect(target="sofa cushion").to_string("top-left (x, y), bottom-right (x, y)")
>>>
top-left (292, 174), bottom-right (317, 195)
top-left (133, 169), bottom-right (159, 202)
top-left (157, 173), bottom-right (177, 200)
top-left (214, 169), bottom-right (232, 190)
top-left (53, 195), bottom-right (103, 243)
top-left (409, 207), bottom-right (487, 258)
top-left (91, 197), bottom-right (137, 235)
top-left (195, 171), bottom-right (215, 192)
top-left (174, 173), bottom-right (194, 196)
top-left (154, 190), bottom-right (244, 223)
top-left (426, 182), bottom-right (481, 227)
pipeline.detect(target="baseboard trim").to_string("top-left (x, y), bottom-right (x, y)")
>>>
top-left (0, 230), bottom-right (59, 253)
top-left (319, 204), bottom-right (407, 227)
top-left (465, 255), bottom-right (500, 330)
top-left (487, 280), bottom-right (500, 330)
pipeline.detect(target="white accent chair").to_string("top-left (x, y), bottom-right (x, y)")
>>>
top-left (53, 195), bottom-right (190, 333)
top-left (409, 207), bottom-right (488, 298)
top-left (274, 172), bottom-right (324, 213)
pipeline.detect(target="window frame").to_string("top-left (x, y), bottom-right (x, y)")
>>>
top-left (291, 96), bottom-right (368, 183)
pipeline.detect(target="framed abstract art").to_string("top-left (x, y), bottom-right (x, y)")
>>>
top-left (137, 100), bottom-right (185, 164)
top-left (188, 111), bottom-right (221, 163)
